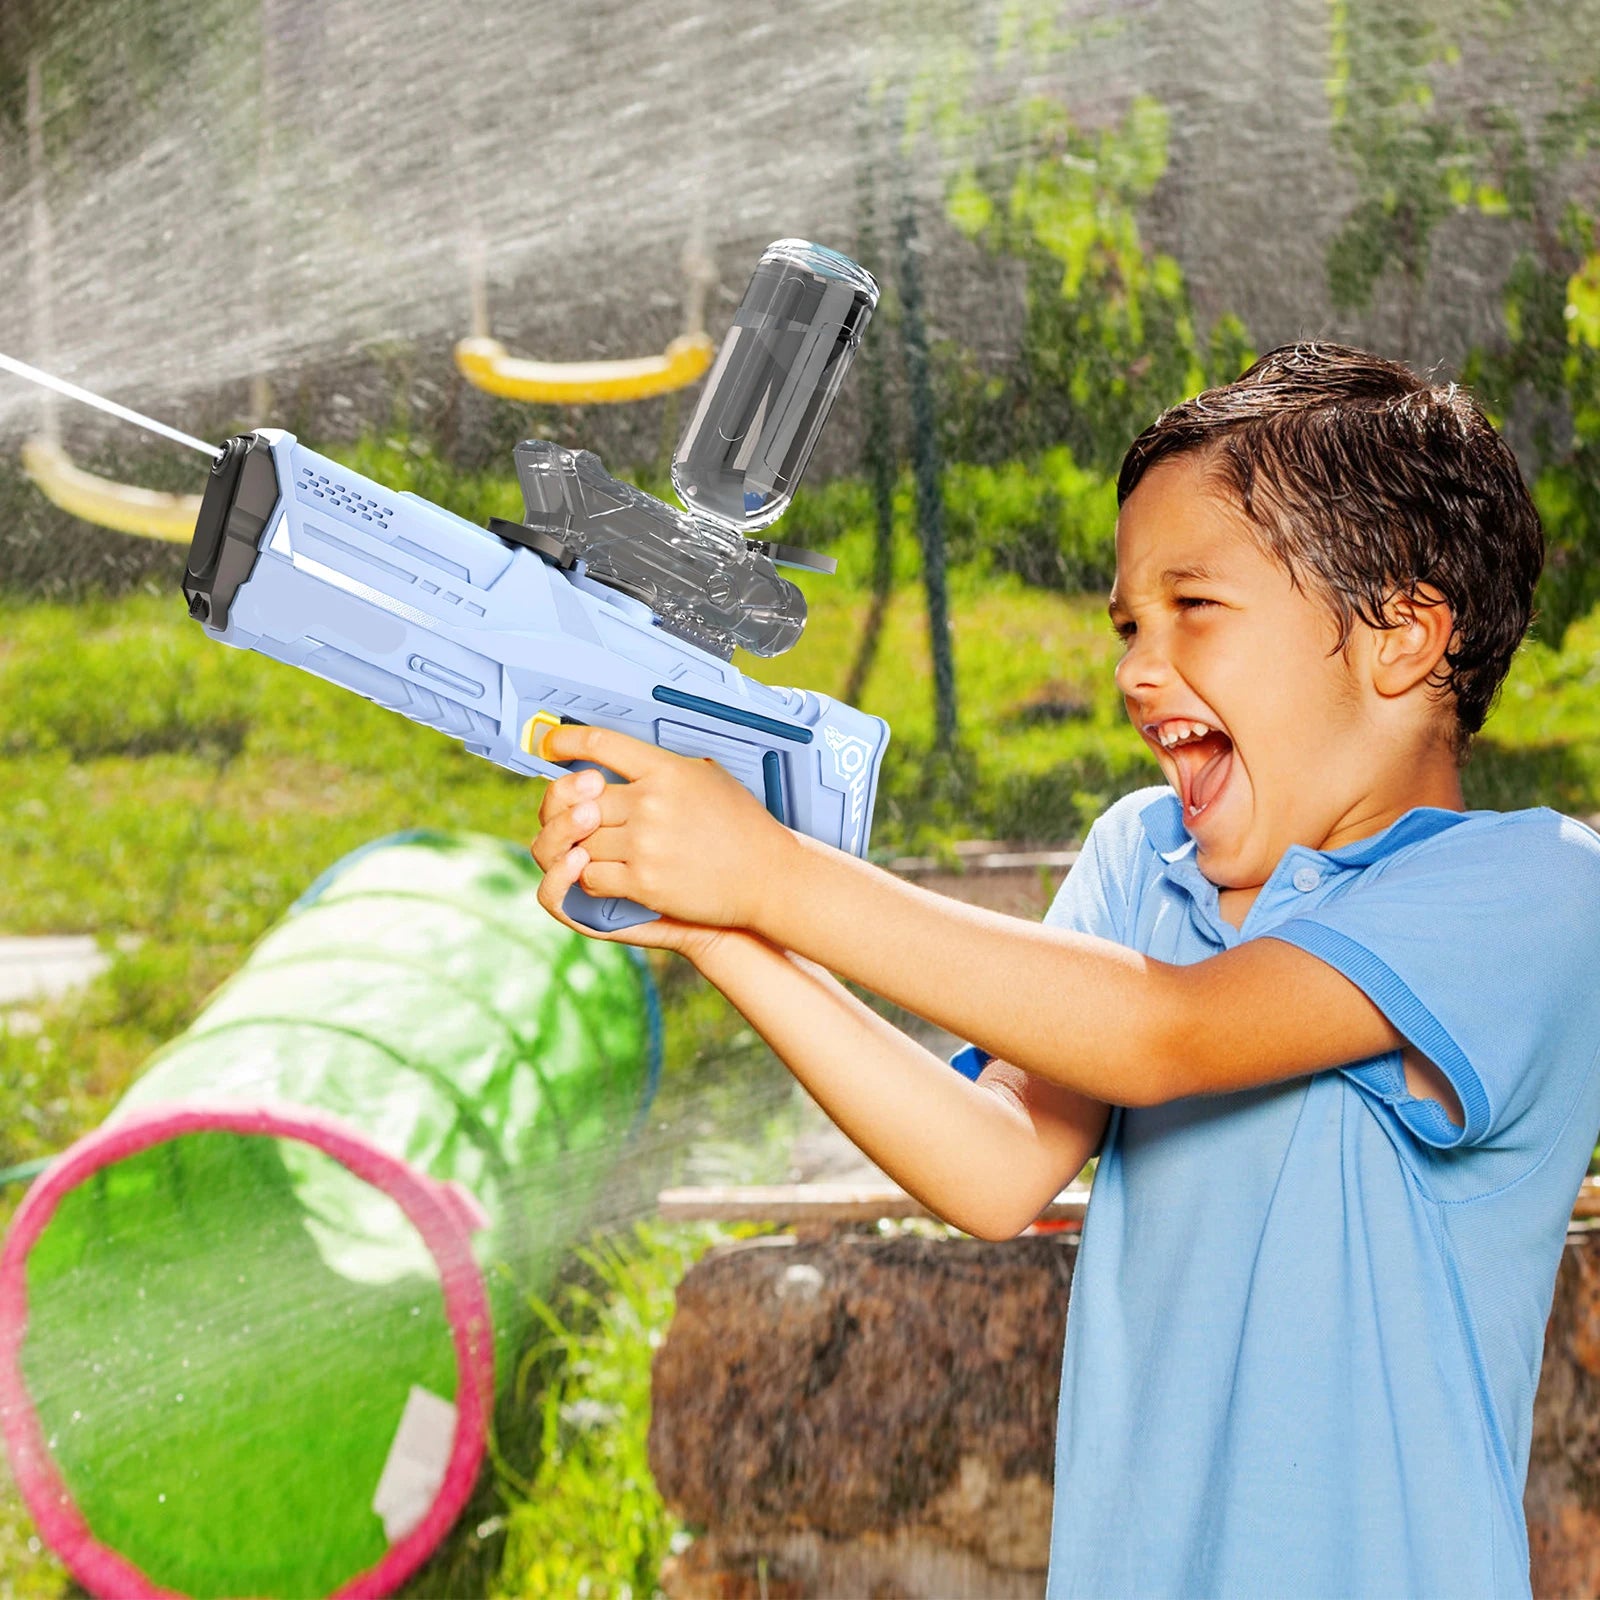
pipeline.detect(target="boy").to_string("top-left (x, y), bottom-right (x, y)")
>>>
top-left (530, 343), bottom-right (1600, 1598)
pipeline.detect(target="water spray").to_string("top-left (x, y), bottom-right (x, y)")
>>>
top-left (0, 351), bottom-right (220, 461)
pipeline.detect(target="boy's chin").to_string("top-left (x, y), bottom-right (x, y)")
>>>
top-left (1192, 817), bottom-right (1293, 897)
top-left (1185, 809), bottom-right (1268, 891)
top-left (1193, 840), bottom-right (1253, 889)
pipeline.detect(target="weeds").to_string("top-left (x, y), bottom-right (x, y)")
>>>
top-left (493, 1225), bottom-right (735, 1600)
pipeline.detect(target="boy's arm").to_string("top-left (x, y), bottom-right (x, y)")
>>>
top-left (531, 726), bottom-right (1409, 1107)
top-left (683, 926), bottom-right (1109, 1242)
top-left (757, 833), bottom-right (1406, 1106)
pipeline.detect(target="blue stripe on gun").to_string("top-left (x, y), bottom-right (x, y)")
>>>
top-left (650, 686), bottom-right (814, 744)
top-left (762, 750), bottom-right (786, 826)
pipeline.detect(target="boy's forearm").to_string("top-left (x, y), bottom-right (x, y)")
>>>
top-left (688, 929), bottom-right (1102, 1241)
top-left (756, 833), bottom-right (1180, 1103)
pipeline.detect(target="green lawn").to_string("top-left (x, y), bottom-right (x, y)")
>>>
top-left (1, 510), bottom-right (1597, 1595)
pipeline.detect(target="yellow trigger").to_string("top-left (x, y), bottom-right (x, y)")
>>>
top-left (520, 711), bottom-right (564, 761)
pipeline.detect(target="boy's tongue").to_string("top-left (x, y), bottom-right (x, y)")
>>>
top-left (1172, 730), bottom-right (1233, 815)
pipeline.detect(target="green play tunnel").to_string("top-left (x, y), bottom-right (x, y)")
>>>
top-left (0, 830), bottom-right (659, 1599)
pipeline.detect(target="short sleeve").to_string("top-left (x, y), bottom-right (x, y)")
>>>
top-left (1041, 805), bottom-right (1133, 944)
top-left (948, 792), bottom-right (1147, 1078)
top-left (1265, 812), bottom-right (1600, 1152)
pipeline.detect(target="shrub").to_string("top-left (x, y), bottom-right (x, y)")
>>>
top-left (943, 447), bottom-right (1118, 591)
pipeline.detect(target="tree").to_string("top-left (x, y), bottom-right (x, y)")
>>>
top-left (1325, 0), bottom-right (1600, 641)
top-left (906, 4), bottom-right (1251, 474)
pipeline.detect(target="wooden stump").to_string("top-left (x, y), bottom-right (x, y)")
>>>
top-left (652, 1224), bottom-right (1600, 1599)
top-left (650, 1231), bottom-right (1072, 1597)
top-left (1529, 1226), bottom-right (1600, 1599)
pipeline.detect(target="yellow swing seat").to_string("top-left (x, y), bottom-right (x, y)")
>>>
top-left (453, 330), bottom-right (715, 405)
top-left (21, 435), bottom-right (200, 544)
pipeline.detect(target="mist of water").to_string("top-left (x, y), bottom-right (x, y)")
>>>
top-left (0, 0), bottom-right (929, 439)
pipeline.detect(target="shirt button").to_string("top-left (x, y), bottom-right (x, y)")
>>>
top-left (1292, 865), bottom-right (1322, 893)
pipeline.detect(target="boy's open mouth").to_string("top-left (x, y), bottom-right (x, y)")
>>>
top-left (1149, 719), bottom-right (1235, 819)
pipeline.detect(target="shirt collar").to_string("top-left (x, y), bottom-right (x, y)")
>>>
top-left (1137, 790), bottom-right (1477, 874)
top-left (1318, 805), bottom-right (1474, 864)
top-left (1139, 791), bottom-right (1194, 861)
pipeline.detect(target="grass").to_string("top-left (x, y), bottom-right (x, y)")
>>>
top-left (492, 1223), bottom-right (740, 1600)
top-left (1, 446), bottom-right (1598, 1594)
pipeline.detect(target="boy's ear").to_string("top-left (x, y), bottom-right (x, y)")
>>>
top-left (1370, 585), bottom-right (1456, 700)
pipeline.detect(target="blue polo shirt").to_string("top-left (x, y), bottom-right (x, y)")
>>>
top-left (965, 786), bottom-right (1600, 1599)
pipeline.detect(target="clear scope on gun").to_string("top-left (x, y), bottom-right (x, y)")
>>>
top-left (506, 240), bottom-right (879, 661)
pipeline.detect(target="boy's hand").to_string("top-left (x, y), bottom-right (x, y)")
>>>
top-left (530, 722), bottom-right (795, 938)
top-left (531, 819), bottom-right (725, 961)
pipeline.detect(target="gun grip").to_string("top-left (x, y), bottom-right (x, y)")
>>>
top-left (561, 883), bottom-right (661, 934)
top-left (530, 713), bottom-right (657, 931)
top-left (555, 755), bottom-right (655, 931)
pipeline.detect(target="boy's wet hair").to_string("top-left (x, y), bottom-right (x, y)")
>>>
top-left (1117, 342), bottom-right (1544, 755)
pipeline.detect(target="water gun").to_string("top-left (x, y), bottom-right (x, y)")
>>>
top-left (175, 239), bottom-right (887, 933)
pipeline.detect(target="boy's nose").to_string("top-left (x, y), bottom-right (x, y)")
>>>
top-left (1114, 632), bottom-right (1173, 699)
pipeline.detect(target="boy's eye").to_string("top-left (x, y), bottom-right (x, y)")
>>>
top-left (1176, 596), bottom-right (1216, 613)
top-left (1112, 619), bottom-right (1136, 643)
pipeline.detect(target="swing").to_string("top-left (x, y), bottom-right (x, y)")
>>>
top-left (20, 435), bottom-right (200, 544)
top-left (453, 239), bottom-right (717, 404)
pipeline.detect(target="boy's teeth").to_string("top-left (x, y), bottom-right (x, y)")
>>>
top-left (1157, 720), bottom-right (1210, 748)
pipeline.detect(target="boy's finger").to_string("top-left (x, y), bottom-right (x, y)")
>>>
top-left (536, 777), bottom-right (628, 858)
top-left (532, 802), bottom-right (600, 872)
top-left (539, 722), bottom-right (667, 780)
top-left (554, 767), bottom-right (606, 809)
top-left (532, 803), bottom-right (588, 871)
top-left (529, 827), bottom-right (557, 874)
top-left (535, 844), bottom-right (597, 934)
top-left (538, 766), bottom-right (604, 827)
top-left (568, 856), bottom-right (634, 904)
top-left (568, 815), bottom-right (630, 862)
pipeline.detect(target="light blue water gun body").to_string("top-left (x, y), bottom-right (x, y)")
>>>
top-left (188, 429), bottom-right (888, 933)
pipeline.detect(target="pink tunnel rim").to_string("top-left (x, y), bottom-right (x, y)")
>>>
top-left (0, 1102), bottom-right (495, 1600)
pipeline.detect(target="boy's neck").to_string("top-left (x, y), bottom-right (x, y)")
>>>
top-left (1217, 751), bottom-right (1466, 930)
top-left (1318, 746), bottom-right (1467, 855)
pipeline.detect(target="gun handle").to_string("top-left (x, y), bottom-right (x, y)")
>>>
top-left (561, 883), bottom-right (661, 933)
top-left (548, 751), bottom-right (662, 932)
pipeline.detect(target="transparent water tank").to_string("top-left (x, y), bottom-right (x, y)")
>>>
top-left (671, 239), bottom-right (879, 533)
